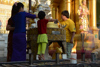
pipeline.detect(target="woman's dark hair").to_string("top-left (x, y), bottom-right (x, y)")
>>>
top-left (61, 10), bottom-right (69, 18)
top-left (11, 2), bottom-right (24, 17)
top-left (38, 11), bottom-right (46, 19)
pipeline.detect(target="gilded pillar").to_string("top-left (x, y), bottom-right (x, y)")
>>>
top-left (55, 7), bottom-right (58, 19)
top-left (66, 0), bottom-right (71, 16)
top-left (75, 0), bottom-right (80, 34)
top-left (89, 0), bottom-right (97, 29)
top-left (70, 0), bottom-right (74, 21)
top-left (57, 0), bottom-right (66, 20)
top-left (66, 0), bottom-right (80, 34)
top-left (0, 0), bottom-right (1, 4)
top-left (52, 7), bottom-right (56, 19)
top-left (50, 4), bottom-right (53, 18)
top-left (51, 1), bottom-right (59, 19)
top-left (89, 0), bottom-right (99, 42)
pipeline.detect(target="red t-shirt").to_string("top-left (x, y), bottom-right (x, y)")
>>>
top-left (37, 19), bottom-right (48, 34)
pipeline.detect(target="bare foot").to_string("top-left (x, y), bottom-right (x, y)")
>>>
top-left (41, 54), bottom-right (45, 60)
top-left (38, 55), bottom-right (41, 60)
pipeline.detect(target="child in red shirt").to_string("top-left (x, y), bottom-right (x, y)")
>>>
top-left (37, 11), bottom-right (57, 60)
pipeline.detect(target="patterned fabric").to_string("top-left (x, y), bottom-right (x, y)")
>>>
top-left (27, 28), bottom-right (66, 41)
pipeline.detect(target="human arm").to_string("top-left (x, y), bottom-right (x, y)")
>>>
top-left (6, 18), bottom-right (15, 31)
top-left (6, 25), bottom-right (15, 31)
top-left (70, 32), bottom-right (75, 43)
top-left (45, 17), bottom-right (58, 23)
top-left (25, 12), bottom-right (38, 18)
top-left (48, 19), bottom-right (57, 22)
top-left (69, 21), bottom-right (76, 43)
top-left (47, 18), bottom-right (58, 24)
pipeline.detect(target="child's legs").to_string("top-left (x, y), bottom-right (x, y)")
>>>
top-left (41, 43), bottom-right (47, 54)
top-left (37, 43), bottom-right (42, 55)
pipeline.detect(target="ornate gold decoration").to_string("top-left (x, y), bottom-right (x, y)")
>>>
top-left (78, 0), bottom-right (89, 32)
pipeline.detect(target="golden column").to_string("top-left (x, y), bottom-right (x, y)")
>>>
top-left (0, 0), bottom-right (1, 4)
top-left (52, 3), bottom-right (59, 19)
top-left (58, 0), bottom-right (67, 20)
top-left (55, 7), bottom-right (58, 19)
top-left (52, 7), bottom-right (56, 19)
top-left (89, 0), bottom-right (97, 29)
top-left (75, 0), bottom-right (80, 34)
top-left (89, 0), bottom-right (99, 42)
top-left (66, 0), bottom-right (80, 34)
top-left (66, 0), bottom-right (71, 16)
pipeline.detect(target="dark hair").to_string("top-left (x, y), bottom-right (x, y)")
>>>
top-left (11, 2), bottom-right (24, 17)
top-left (38, 11), bottom-right (46, 19)
top-left (61, 10), bottom-right (69, 18)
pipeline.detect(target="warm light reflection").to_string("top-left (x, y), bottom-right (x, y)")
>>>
top-left (58, 23), bottom-right (60, 28)
top-left (11, 1), bottom-right (13, 4)
top-left (68, 0), bottom-right (71, 15)
top-left (93, 0), bottom-right (96, 27)
top-left (4, 0), bottom-right (6, 2)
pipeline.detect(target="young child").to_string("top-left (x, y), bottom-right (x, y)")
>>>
top-left (60, 10), bottom-right (76, 59)
top-left (37, 11), bottom-right (57, 60)
top-left (11, 2), bottom-right (37, 61)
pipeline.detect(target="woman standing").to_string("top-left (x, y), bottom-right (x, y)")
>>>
top-left (11, 2), bottom-right (37, 61)
top-left (6, 5), bottom-right (15, 61)
top-left (6, 18), bottom-right (14, 62)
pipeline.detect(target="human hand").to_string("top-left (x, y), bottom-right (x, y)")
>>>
top-left (26, 18), bottom-right (30, 21)
top-left (36, 14), bottom-right (38, 18)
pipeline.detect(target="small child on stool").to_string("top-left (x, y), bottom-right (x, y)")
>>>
top-left (37, 11), bottom-right (57, 60)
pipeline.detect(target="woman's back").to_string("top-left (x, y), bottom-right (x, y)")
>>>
top-left (12, 12), bottom-right (26, 33)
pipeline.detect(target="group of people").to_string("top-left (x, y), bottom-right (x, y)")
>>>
top-left (7, 2), bottom-right (76, 62)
